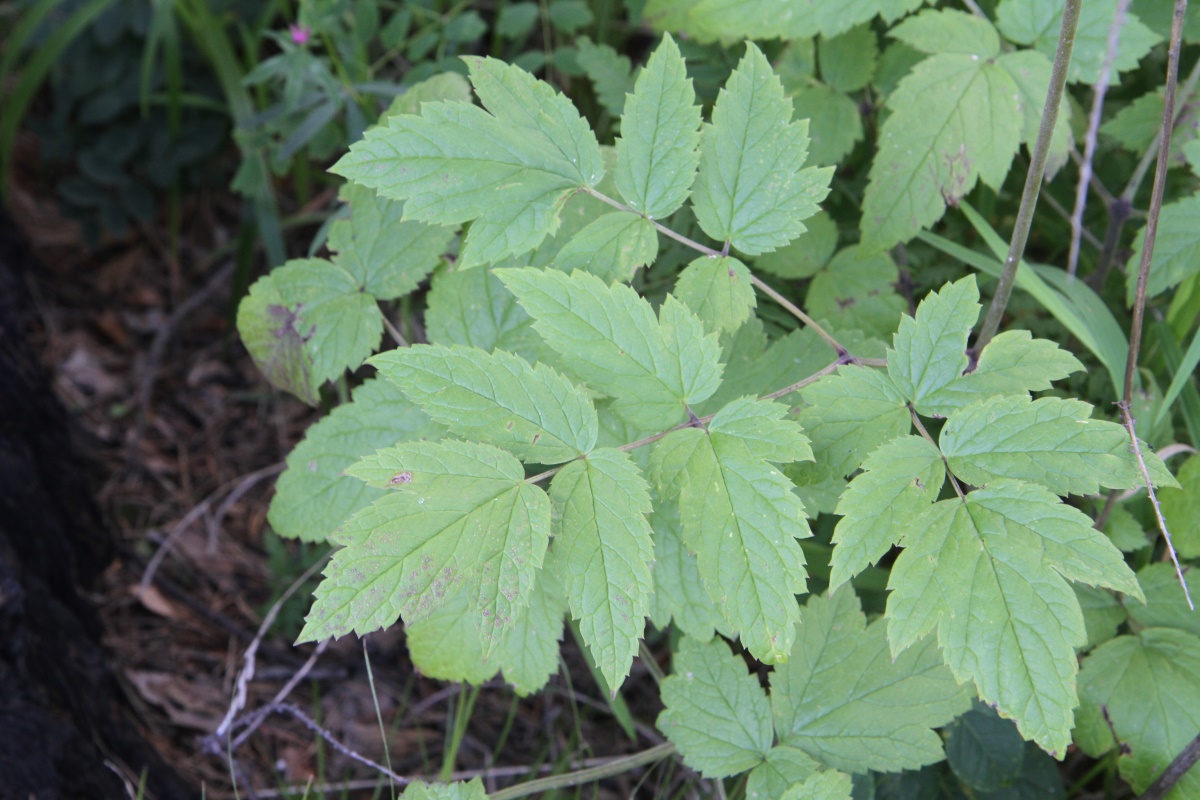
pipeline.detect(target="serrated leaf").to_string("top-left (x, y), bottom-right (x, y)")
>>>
top-left (888, 276), bottom-right (979, 412)
top-left (746, 747), bottom-right (819, 800)
top-left (675, 256), bottom-right (756, 334)
top-left (1102, 88), bottom-right (1167, 153)
top-left (616, 34), bottom-right (702, 219)
top-left (692, 43), bottom-right (832, 255)
top-left (497, 566), bottom-right (567, 695)
top-left (425, 266), bottom-right (542, 363)
top-left (333, 57), bottom-right (602, 268)
top-left (548, 449), bottom-right (654, 689)
top-left (649, 494), bottom-right (729, 642)
top-left (780, 771), bottom-right (853, 800)
top-left (941, 395), bottom-right (1177, 495)
top-left (327, 182), bottom-right (453, 299)
top-left (700, 322), bottom-right (843, 414)
top-left (829, 435), bottom-right (944, 590)
top-left (944, 704), bottom-right (1027, 792)
top-left (498, 268), bottom-right (723, 429)
top-left (405, 585), bottom-right (498, 684)
top-left (819, 25), bottom-right (878, 92)
top-left (997, 49), bottom-right (1072, 177)
top-left (1075, 584), bottom-right (1124, 649)
top-left (658, 636), bottom-right (773, 777)
top-left (1104, 504), bottom-right (1150, 552)
top-left (402, 778), bottom-right (487, 800)
top-left (861, 55), bottom-right (1022, 251)
top-left (710, 396), bottom-right (814, 463)
top-left (269, 379), bottom-right (442, 542)
top-left (665, 0), bottom-right (925, 41)
top-left (576, 37), bottom-right (634, 118)
top-left (754, 211), bottom-right (838, 279)
top-left (807, 247), bottom-right (905, 340)
top-left (650, 405), bottom-right (811, 663)
top-left (997, 0), bottom-right (1161, 85)
top-left (1123, 562), bottom-right (1200, 637)
top-left (890, 8), bottom-right (1000, 56)
top-left (299, 440), bottom-right (550, 653)
top-left (1078, 629), bottom-right (1200, 796)
top-left (920, 330), bottom-right (1084, 415)
top-left (771, 589), bottom-right (971, 774)
top-left (800, 366), bottom-right (911, 478)
top-left (887, 481), bottom-right (1142, 754)
top-left (1126, 192), bottom-right (1200, 305)
top-left (275, 258), bottom-right (383, 384)
top-left (789, 85), bottom-right (864, 167)
top-left (372, 344), bottom-right (598, 463)
top-left (381, 73), bottom-right (474, 122)
top-left (237, 272), bottom-right (321, 405)
top-left (554, 211), bottom-right (658, 282)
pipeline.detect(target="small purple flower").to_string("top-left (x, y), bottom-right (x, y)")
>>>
top-left (289, 24), bottom-right (312, 45)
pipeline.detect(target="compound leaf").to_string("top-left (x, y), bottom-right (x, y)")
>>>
top-left (746, 747), bottom-right (820, 800)
top-left (692, 42), bottom-right (832, 255)
top-left (424, 266), bottom-right (542, 363)
top-left (771, 589), bottom-right (971, 774)
top-left (615, 34), bottom-right (702, 219)
top-left (807, 247), bottom-right (906, 340)
top-left (269, 379), bottom-right (442, 542)
top-left (659, 636), bottom-right (773, 777)
top-left (941, 395), bottom-right (1178, 495)
top-left (887, 481), bottom-right (1142, 754)
top-left (799, 366), bottom-right (910, 478)
top-left (497, 567), bottom-right (567, 696)
top-left (299, 440), bottom-right (550, 654)
top-left (554, 211), bottom-right (659, 283)
top-left (548, 448), bottom-right (654, 689)
top-left (829, 435), bottom-right (944, 590)
top-left (405, 585), bottom-right (497, 684)
top-left (372, 344), bottom-right (598, 463)
top-left (649, 495), bottom-right (729, 642)
top-left (675, 256), bottom-right (756, 335)
top-left (498, 268), bottom-right (723, 429)
top-left (888, 276), bottom-right (979, 413)
top-left (780, 772), bottom-right (853, 800)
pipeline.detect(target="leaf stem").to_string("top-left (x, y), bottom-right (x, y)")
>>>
top-left (580, 185), bottom-right (853, 357)
top-left (909, 406), bottom-right (965, 500)
top-left (488, 743), bottom-right (676, 800)
top-left (973, 0), bottom-right (1081, 355)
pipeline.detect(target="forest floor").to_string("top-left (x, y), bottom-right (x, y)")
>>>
top-left (7, 152), bottom-right (668, 799)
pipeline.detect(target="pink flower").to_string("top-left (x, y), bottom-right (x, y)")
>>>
top-left (289, 24), bottom-right (311, 45)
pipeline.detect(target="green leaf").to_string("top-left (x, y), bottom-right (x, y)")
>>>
top-left (269, 379), bottom-right (442, 542)
top-left (576, 37), bottom-right (634, 118)
top-left (548, 448), bottom-right (654, 689)
top-left (890, 8), bottom-right (1000, 57)
top-left (333, 57), bottom-right (603, 268)
top-left (1102, 88), bottom-right (1167, 153)
top-left (675, 256), bottom-right (756, 334)
top-left (997, 49), bottom-right (1072, 176)
top-left (997, 0), bottom-right (1160, 85)
top-left (1126, 192), bottom-right (1200, 305)
top-left (498, 268), bottom-right (723, 429)
top-left (788, 84), bottom-right (864, 167)
top-left (237, 272), bottom-right (321, 405)
top-left (780, 771), bottom-right (853, 800)
top-left (615, 34), bottom-right (702, 220)
top-left (754, 211), bottom-right (838, 279)
top-left (920, 330), bottom-right (1084, 415)
top-left (1103, 504), bottom-right (1150, 552)
top-left (944, 704), bottom-right (1027, 792)
top-left (372, 344), bottom-right (598, 463)
top-left (860, 54), bottom-right (1022, 251)
top-left (274, 258), bottom-right (383, 385)
top-left (1075, 584), bottom-right (1125, 649)
top-left (887, 481), bottom-right (1142, 754)
top-left (819, 25), bottom-right (878, 92)
top-left (327, 183), bottom-right (453, 300)
top-left (888, 276), bottom-right (979, 412)
top-left (829, 435), bottom-right (944, 590)
top-left (807, 247), bottom-right (905, 339)
top-left (941, 395), bottom-right (1178, 495)
top-left (496, 2), bottom-right (539, 39)
top-left (650, 400), bottom-right (812, 663)
top-left (497, 566), bottom-right (567, 696)
top-left (692, 43), bottom-right (832, 255)
top-left (799, 366), bottom-right (910, 478)
top-left (405, 585), bottom-right (498, 684)
top-left (548, 0), bottom-right (594, 32)
top-left (401, 778), bottom-right (487, 800)
top-left (649, 494), bottom-right (729, 642)
top-left (668, 0), bottom-right (925, 41)
top-left (382, 74), bottom-right (475, 122)
top-left (771, 589), bottom-right (971, 774)
top-left (553, 211), bottom-right (658, 282)
top-left (658, 636), bottom-right (773, 777)
top-left (1123, 562), bottom-right (1200, 637)
top-left (745, 746), bottom-right (819, 800)
top-left (1130, 0), bottom-right (1200, 44)
top-left (1078, 629), bottom-right (1200, 795)
top-left (424, 266), bottom-right (543, 363)
top-left (299, 440), bottom-right (550, 653)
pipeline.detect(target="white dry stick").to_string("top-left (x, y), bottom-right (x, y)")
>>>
top-left (1068, 0), bottom-right (1132, 281)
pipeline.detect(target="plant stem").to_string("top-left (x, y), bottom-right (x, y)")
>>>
top-left (489, 743), bottom-right (676, 800)
top-left (580, 186), bottom-right (853, 357)
top-left (1139, 732), bottom-right (1200, 800)
top-left (974, 0), bottom-right (1081, 355)
top-left (1122, 55), bottom-right (1200, 202)
top-left (909, 406), bottom-right (965, 500)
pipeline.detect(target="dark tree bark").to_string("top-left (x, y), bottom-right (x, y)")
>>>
top-left (0, 210), bottom-right (194, 800)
